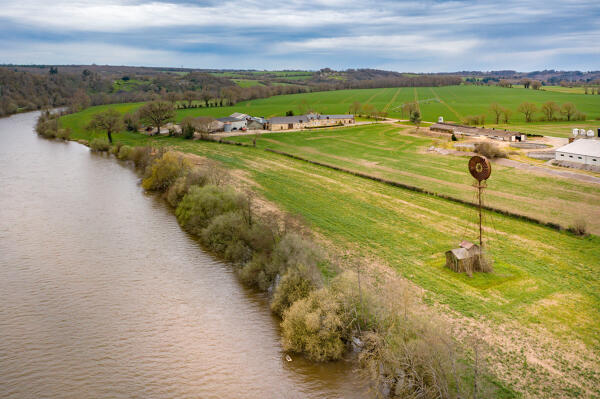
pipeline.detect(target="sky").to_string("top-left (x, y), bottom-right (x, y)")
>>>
top-left (0, 0), bottom-right (599, 72)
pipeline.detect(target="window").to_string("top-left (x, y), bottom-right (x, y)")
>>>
top-left (578, 157), bottom-right (582, 159)
top-left (593, 159), bottom-right (597, 162)
top-left (569, 155), bottom-right (573, 158)
top-left (560, 154), bottom-right (564, 157)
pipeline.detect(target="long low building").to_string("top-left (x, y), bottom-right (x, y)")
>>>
top-left (430, 122), bottom-right (526, 142)
top-left (267, 113), bottom-right (355, 131)
top-left (555, 139), bottom-right (600, 167)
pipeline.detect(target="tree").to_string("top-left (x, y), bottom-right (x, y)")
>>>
top-left (183, 91), bottom-right (196, 108)
top-left (164, 92), bottom-right (180, 106)
top-left (489, 103), bottom-right (502, 124)
top-left (200, 89), bottom-right (212, 107)
top-left (517, 102), bottom-right (537, 122)
top-left (138, 101), bottom-right (175, 135)
top-left (401, 102), bottom-right (418, 118)
top-left (531, 80), bottom-right (542, 90)
top-left (520, 78), bottom-right (531, 89)
top-left (87, 109), bottom-right (124, 144)
top-left (180, 116), bottom-right (197, 139)
top-left (541, 101), bottom-right (559, 121)
top-left (348, 101), bottom-right (362, 115)
top-left (70, 88), bottom-right (91, 112)
top-left (501, 107), bottom-right (512, 123)
top-left (410, 110), bottom-right (421, 129)
top-left (560, 103), bottom-right (577, 121)
top-left (285, 110), bottom-right (294, 116)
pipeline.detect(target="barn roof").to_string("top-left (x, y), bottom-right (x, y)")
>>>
top-left (269, 116), bottom-right (309, 124)
top-left (555, 139), bottom-right (600, 157)
top-left (217, 116), bottom-right (245, 123)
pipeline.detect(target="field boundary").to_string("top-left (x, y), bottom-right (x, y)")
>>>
top-left (263, 147), bottom-right (573, 233)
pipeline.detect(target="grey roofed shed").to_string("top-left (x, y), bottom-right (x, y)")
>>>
top-left (268, 116), bottom-right (310, 124)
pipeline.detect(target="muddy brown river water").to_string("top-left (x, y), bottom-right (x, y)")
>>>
top-left (0, 112), bottom-right (367, 398)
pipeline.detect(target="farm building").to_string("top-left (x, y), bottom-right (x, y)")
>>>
top-left (217, 116), bottom-right (247, 132)
top-left (267, 113), bottom-right (355, 131)
top-left (445, 241), bottom-right (481, 276)
top-left (430, 122), bottom-right (526, 142)
top-left (554, 139), bottom-right (600, 167)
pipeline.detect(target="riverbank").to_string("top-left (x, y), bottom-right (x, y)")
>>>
top-left (1, 111), bottom-right (372, 399)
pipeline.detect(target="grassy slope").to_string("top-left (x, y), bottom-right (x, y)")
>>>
top-left (61, 109), bottom-right (600, 396)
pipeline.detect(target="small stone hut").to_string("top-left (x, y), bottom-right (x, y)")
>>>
top-left (445, 241), bottom-right (481, 276)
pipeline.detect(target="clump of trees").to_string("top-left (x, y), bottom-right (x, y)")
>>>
top-left (463, 114), bottom-right (486, 126)
top-left (35, 110), bottom-right (71, 140)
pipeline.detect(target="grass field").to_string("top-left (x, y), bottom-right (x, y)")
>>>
top-left (112, 78), bottom-right (149, 92)
top-left (60, 108), bottom-right (600, 396)
top-left (232, 79), bottom-right (264, 87)
top-left (74, 85), bottom-right (600, 137)
top-left (227, 124), bottom-right (600, 234)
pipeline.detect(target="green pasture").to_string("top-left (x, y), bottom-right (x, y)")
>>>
top-left (233, 79), bottom-right (264, 87)
top-left (229, 124), bottom-right (600, 234)
top-left (75, 85), bottom-right (600, 137)
top-left (60, 116), bottom-right (600, 351)
top-left (112, 78), bottom-right (149, 92)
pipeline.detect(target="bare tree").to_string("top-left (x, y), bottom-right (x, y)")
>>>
top-left (520, 78), bottom-right (531, 89)
top-left (489, 103), bottom-right (502, 124)
top-left (561, 102), bottom-right (577, 121)
top-left (531, 80), bottom-right (542, 90)
top-left (182, 91), bottom-right (196, 108)
top-left (138, 101), bottom-right (175, 135)
top-left (87, 109), bottom-right (124, 143)
top-left (501, 107), bottom-right (512, 123)
top-left (517, 102), bottom-right (537, 122)
top-left (541, 101), bottom-right (560, 120)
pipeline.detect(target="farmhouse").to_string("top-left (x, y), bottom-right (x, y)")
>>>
top-left (217, 116), bottom-right (247, 132)
top-left (431, 122), bottom-right (526, 142)
top-left (554, 139), bottom-right (600, 167)
top-left (267, 113), bottom-right (355, 131)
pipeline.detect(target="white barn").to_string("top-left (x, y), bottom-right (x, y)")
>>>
top-left (555, 139), bottom-right (600, 166)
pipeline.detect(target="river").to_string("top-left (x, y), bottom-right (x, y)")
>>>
top-left (0, 112), bottom-right (367, 398)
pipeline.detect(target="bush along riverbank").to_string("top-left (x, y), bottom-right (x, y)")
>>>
top-left (72, 139), bottom-right (515, 398)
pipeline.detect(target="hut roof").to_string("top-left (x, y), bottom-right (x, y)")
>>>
top-left (449, 247), bottom-right (470, 260)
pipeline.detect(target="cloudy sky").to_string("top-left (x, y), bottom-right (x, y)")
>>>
top-left (0, 0), bottom-right (598, 72)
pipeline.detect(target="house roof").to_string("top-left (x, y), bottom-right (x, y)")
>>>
top-left (555, 139), bottom-right (600, 157)
top-left (321, 114), bottom-right (354, 119)
top-left (230, 112), bottom-right (248, 119)
top-left (269, 116), bottom-right (309, 124)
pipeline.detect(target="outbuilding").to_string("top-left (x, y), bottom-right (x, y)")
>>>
top-left (555, 139), bottom-right (600, 167)
top-left (217, 116), bottom-right (247, 132)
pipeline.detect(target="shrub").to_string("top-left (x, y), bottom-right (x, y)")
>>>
top-left (175, 184), bottom-right (245, 235)
top-left (180, 116), bottom-right (197, 139)
top-left (123, 112), bottom-right (140, 131)
top-left (166, 167), bottom-right (209, 207)
top-left (142, 151), bottom-right (190, 192)
top-left (474, 142), bottom-right (507, 158)
top-left (35, 112), bottom-right (59, 138)
top-left (281, 288), bottom-right (350, 361)
top-left (109, 142), bottom-right (123, 155)
top-left (127, 146), bottom-right (160, 170)
top-left (271, 265), bottom-right (319, 317)
top-left (89, 138), bottom-right (111, 152)
top-left (239, 253), bottom-right (271, 289)
top-left (569, 218), bottom-right (588, 236)
top-left (54, 128), bottom-right (71, 140)
top-left (451, 133), bottom-right (457, 141)
top-left (117, 145), bottom-right (133, 160)
top-left (201, 211), bottom-right (253, 263)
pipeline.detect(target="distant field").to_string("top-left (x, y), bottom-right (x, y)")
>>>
top-left (112, 78), bottom-right (149, 92)
top-left (60, 109), bottom-right (600, 396)
top-left (65, 85), bottom-right (600, 138)
top-left (170, 85), bottom-right (600, 129)
top-left (232, 79), bottom-right (264, 87)
top-left (229, 124), bottom-right (600, 234)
